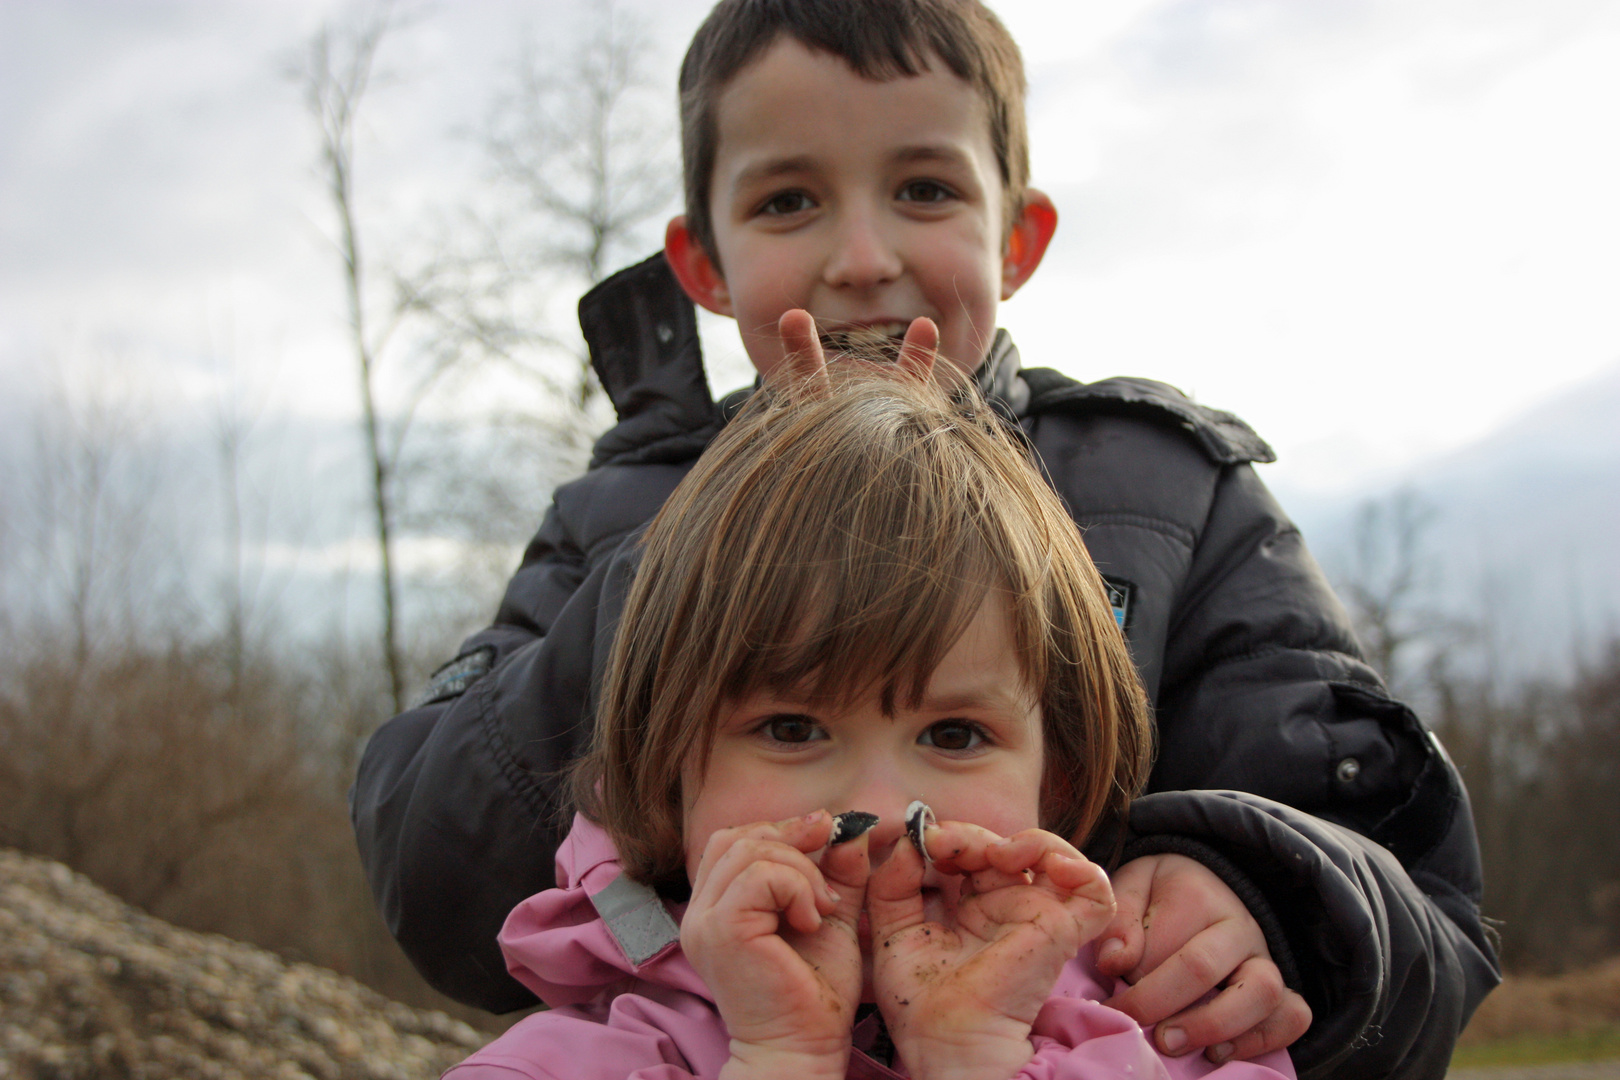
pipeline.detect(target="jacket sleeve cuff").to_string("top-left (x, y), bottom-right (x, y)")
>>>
top-left (1116, 790), bottom-right (1390, 1078)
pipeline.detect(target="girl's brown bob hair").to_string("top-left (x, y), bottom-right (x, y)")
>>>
top-left (572, 367), bottom-right (1152, 890)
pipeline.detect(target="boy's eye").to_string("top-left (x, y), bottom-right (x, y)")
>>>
top-left (919, 720), bottom-right (985, 752)
top-left (897, 179), bottom-right (953, 204)
top-left (759, 191), bottom-right (814, 216)
top-left (761, 713), bottom-right (823, 744)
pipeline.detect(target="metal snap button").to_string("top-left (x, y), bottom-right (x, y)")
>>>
top-left (1336, 757), bottom-right (1362, 783)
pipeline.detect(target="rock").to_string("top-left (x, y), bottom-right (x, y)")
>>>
top-left (0, 848), bottom-right (488, 1079)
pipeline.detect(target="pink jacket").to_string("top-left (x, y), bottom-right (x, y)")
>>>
top-left (445, 817), bottom-right (1296, 1080)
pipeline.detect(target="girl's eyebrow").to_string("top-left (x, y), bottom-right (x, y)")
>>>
top-left (917, 688), bottom-right (1030, 715)
top-left (721, 690), bottom-right (815, 719)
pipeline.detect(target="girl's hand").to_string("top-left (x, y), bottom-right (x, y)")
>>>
top-left (867, 822), bottom-right (1115, 1080)
top-left (680, 810), bottom-right (871, 1080)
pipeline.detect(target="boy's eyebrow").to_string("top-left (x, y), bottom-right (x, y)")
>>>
top-left (890, 144), bottom-right (977, 171)
top-left (730, 155), bottom-right (819, 194)
top-left (728, 144), bottom-right (979, 197)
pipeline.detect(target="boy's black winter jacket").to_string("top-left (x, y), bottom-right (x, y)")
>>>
top-left (351, 255), bottom-right (1499, 1080)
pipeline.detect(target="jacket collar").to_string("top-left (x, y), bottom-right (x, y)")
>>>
top-left (975, 328), bottom-right (1029, 421)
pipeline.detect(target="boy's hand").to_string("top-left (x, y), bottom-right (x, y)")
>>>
top-left (1095, 854), bottom-right (1311, 1064)
top-left (867, 822), bottom-right (1114, 1080)
top-left (774, 309), bottom-right (939, 384)
top-left (681, 811), bottom-right (871, 1080)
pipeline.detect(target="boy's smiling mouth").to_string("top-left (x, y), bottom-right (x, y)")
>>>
top-left (817, 321), bottom-right (912, 362)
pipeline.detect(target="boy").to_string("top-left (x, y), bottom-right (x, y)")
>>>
top-left (352, 2), bottom-right (1498, 1077)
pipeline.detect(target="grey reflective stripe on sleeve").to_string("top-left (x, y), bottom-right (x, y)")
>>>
top-left (590, 874), bottom-right (682, 966)
top-left (411, 645), bottom-right (496, 709)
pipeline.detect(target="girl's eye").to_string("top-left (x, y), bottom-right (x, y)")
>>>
top-left (761, 713), bottom-right (823, 744)
top-left (760, 191), bottom-right (813, 216)
top-left (919, 720), bottom-right (985, 752)
top-left (898, 179), bottom-right (953, 204)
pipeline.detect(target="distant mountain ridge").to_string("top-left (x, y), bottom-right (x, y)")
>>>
top-left (1279, 361), bottom-right (1620, 676)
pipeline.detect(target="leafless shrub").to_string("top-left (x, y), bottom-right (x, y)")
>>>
top-left (1337, 491), bottom-right (1620, 972)
top-left (0, 629), bottom-right (500, 1028)
top-left (1436, 641), bottom-right (1620, 972)
top-left (0, 352), bottom-right (500, 1026)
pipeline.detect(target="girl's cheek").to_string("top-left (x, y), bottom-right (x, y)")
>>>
top-left (682, 833), bottom-right (707, 884)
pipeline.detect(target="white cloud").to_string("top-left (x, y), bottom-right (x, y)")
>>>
top-left (2, 0), bottom-right (1616, 499)
top-left (994, 0), bottom-right (1620, 492)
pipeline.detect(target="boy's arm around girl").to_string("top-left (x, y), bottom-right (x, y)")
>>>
top-left (350, 257), bottom-right (1498, 1080)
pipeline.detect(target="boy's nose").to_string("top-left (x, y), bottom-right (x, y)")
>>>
top-left (823, 209), bottom-right (902, 290)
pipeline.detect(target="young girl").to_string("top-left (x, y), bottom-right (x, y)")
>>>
top-left (446, 356), bottom-right (1296, 1080)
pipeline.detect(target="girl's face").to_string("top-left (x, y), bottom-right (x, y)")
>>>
top-left (681, 595), bottom-right (1044, 883)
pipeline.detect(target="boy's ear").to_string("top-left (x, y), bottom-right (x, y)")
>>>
top-left (1001, 189), bottom-right (1058, 300)
top-left (665, 216), bottom-right (733, 316)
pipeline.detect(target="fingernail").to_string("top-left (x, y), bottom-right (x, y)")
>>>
top-left (802, 810), bottom-right (823, 824)
top-left (1159, 1027), bottom-right (1186, 1054)
top-left (826, 888), bottom-right (842, 904)
top-left (1097, 938), bottom-right (1124, 965)
top-left (1210, 1043), bottom-right (1234, 1063)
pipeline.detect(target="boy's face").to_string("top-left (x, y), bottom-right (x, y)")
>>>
top-left (667, 38), bottom-right (1055, 378)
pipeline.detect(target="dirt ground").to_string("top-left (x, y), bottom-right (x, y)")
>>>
top-left (0, 848), bottom-right (488, 1079)
top-left (7, 841), bottom-right (1620, 1079)
top-left (1447, 960), bottom-right (1620, 1079)
top-left (1451, 1065), bottom-right (1620, 1079)
top-left (1462, 959), bottom-right (1620, 1044)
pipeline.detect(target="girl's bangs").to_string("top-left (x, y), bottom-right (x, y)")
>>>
top-left (722, 545), bottom-right (1003, 717)
top-left (694, 392), bottom-right (1052, 716)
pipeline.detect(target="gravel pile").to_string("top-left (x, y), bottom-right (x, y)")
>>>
top-left (0, 848), bottom-right (488, 1079)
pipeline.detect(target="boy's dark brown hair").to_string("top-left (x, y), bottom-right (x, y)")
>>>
top-left (678, 0), bottom-right (1030, 262)
top-left (572, 368), bottom-right (1153, 891)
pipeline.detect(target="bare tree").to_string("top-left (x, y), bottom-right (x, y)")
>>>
top-left (293, 5), bottom-right (412, 712)
top-left (379, 5), bottom-right (682, 639)
top-left (401, 4), bottom-right (678, 418)
top-left (207, 333), bottom-right (271, 693)
top-left (5, 358), bottom-right (178, 666)
top-left (489, 5), bottom-right (676, 289)
top-left (0, 368), bottom-right (480, 1022)
top-left (291, 5), bottom-right (679, 712)
top-left (1340, 487), bottom-right (1443, 693)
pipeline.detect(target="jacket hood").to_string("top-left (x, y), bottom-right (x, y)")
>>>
top-left (498, 814), bottom-right (709, 1008)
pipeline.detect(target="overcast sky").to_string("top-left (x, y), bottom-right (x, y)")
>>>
top-left (3, 0), bottom-right (1618, 500)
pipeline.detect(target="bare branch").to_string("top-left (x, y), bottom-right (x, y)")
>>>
top-left (294, 2), bottom-right (407, 713)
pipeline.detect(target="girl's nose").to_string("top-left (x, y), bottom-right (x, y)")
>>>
top-left (856, 808), bottom-right (907, 866)
top-left (823, 208), bottom-right (902, 290)
top-left (833, 785), bottom-right (914, 865)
